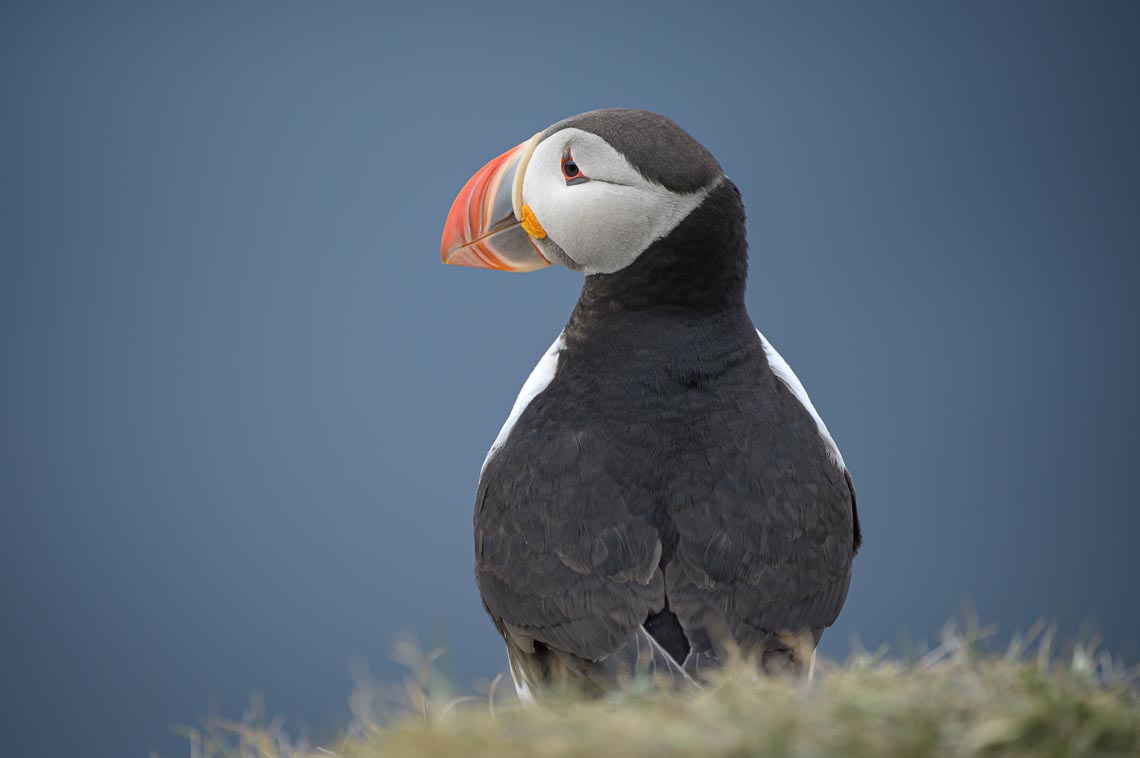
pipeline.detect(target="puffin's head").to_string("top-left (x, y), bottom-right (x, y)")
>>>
top-left (441, 109), bottom-right (725, 276)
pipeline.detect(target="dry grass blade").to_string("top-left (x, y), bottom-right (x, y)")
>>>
top-left (187, 623), bottom-right (1140, 758)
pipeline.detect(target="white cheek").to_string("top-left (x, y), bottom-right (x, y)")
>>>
top-left (522, 128), bottom-right (715, 274)
top-left (543, 183), bottom-right (675, 272)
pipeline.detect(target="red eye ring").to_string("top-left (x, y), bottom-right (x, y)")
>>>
top-left (561, 149), bottom-right (589, 186)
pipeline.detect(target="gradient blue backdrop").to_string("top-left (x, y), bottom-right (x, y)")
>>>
top-left (3, 2), bottom-right (1139, 756)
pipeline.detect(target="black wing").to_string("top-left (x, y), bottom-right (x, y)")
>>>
top-left (664, 370), bottom-right (858, 657)
top-left (474, 395), bottom-right (666, 661)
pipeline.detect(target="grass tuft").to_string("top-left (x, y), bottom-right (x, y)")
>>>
top-left (184, 619), bottom-right (1139, 757)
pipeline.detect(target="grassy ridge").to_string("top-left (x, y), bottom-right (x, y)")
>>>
top-left (186, 623), bottom-right (1139, 757)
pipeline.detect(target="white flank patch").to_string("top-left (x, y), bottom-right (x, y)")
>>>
top-left (482, 333), bottom-right (565, 474)
top-left (756, 329), bottom-right (846, 471)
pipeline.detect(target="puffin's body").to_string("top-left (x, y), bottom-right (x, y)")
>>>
top-left (441, 110), bottom-right (861, 697)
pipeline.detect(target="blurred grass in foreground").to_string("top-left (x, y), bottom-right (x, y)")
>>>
top-left (181, 617), bottom-right (1139, 757)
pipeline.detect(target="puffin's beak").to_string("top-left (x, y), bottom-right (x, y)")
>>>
top-left (440, 136), bottom-right (551, 272)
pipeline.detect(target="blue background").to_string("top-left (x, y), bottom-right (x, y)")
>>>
top-left (3, 2), bottom-right (1138, 756)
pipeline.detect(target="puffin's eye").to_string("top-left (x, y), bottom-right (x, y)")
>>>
top-left (561, 150), bottom-right (589, 186)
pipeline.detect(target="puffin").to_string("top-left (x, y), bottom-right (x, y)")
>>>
top-left (440, 109), bottom-right (861, 698)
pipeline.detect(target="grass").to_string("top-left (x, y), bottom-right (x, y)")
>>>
top-left (183, 618), bottom-right (1139, 757)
